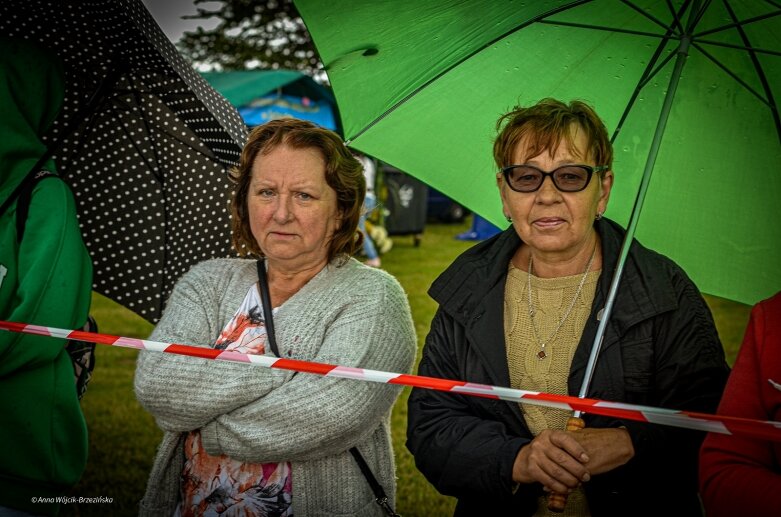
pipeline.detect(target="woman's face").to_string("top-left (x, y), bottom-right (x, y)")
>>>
top-left (497, 126), bottom-right (613, 258)
top-left (248, 144), bottom-right (342, 270)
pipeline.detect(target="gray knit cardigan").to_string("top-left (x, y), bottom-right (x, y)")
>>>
top-left (134, 258), bottom-right (416, 516)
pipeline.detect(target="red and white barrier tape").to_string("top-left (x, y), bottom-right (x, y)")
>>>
top-left (2, 319), bottom-right (779, 442)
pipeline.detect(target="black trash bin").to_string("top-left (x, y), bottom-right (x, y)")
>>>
top-left (381, 165), bottom-right (428, 247)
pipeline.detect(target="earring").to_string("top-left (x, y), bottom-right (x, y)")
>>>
top-left (505, 215), bottom-right (512, 222)
top-left (595, 212), bottom-right (603, 221)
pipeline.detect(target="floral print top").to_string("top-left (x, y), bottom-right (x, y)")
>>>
top-left (176, 283), bottom-right (293, 517)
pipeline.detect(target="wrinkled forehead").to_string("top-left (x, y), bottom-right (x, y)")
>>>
top-left (512, 124), bottom-right (591, 164)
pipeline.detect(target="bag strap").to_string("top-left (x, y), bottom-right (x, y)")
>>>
top-left (0, 150), bottom-right (57, 221)
top-left (256, 260), bottom-right (279, 357)
top-left (255, 260), bottom-right (399, 517)
top-left (8, 170), bottom-right (57, 242)
top-left (349, 448), bottom-right (400, 517)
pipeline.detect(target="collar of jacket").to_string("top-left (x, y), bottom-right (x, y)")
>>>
top-left (428, 218), bottom-right (680, 385)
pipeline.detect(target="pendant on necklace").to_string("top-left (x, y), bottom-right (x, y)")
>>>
top-left (537, 348), bottom-right (547, 359)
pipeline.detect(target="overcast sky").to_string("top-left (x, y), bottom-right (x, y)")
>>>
top-left (142, 0), bottom-right (220, 43)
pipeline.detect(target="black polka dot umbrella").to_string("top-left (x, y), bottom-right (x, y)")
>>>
top-left (1, 0), bottom-right (249, 323)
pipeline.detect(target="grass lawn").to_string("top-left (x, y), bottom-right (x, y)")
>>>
top-left (60, 219), bottom-right (751, 516)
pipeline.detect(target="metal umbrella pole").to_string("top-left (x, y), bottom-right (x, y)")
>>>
top-left (576, 31), bottom-right (693, 409)
top-left (547, 5), bottom-right (699, 514)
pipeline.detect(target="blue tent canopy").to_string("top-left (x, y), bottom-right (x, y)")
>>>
top-left (201, 70), bottom-right (340, 133)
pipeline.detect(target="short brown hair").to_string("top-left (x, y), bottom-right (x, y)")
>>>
top-left (493, 98), bottom-right (613, 170)
top-left (230, 119), bottom-right (365, 262)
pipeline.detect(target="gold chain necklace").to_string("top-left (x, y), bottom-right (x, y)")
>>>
top-left (527, 244), bottom-right (597, 360)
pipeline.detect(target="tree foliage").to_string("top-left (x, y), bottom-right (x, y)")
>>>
top-left (177, 0), bottom-right (322, 74)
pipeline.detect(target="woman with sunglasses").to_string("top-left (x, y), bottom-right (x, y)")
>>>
top-left (406, 98), bottom-right (729, 516)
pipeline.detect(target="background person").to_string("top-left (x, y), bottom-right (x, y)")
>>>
top-left (406, 98), bottom-right (729, 516)
top-left (355, 152), bottom-right (382, 267)
top-left (0, 38), bottom-right (92, 517)
top-left (699, 290), bottom-right (781, 515)
top-left (134, 118), bottom-right (416, 516)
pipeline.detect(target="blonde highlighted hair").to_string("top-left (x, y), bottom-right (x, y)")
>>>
top-left (493, 98), bottom-right (613, 170)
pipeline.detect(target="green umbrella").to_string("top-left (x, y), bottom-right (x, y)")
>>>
top-left (295, 0), bottom-right (781, 307)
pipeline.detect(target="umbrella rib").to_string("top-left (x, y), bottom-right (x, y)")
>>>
top-left (123, 89), bottom-right (171, 312)
top-left (47, 63), bottom-right (127, 180)
top-left (722, 0), bottom-right (781, 144)
top-left (108, 93), bottom-right (166, 183)
top-left (611, 34), bottom-right (678, 143)
top-left (621, 0), bottom-right (678, 33)
top-left (344, 0), bottom-right (594, 144)
top-left (688, 0), bottom-right (714, 32)
top-left (694, 38), bottom-right (781, 57)
top-left (611, 0), bottom-right (691, 142)
top-left (636, 48), bottom-right (678, 92)
top-left (665, 0), bottom-right (685, 33)
top-left (59, 99), bottom-right (127, 181)
top-left (693, 9), bottom-right (781, 37)
top-left (691, 42), bottom-right (774, 109)
top-left (111, 85), bottom-right (220, 162)
top-left (537, 19), bottom-right (672, 40)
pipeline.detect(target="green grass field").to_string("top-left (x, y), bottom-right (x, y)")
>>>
top-left (59, 220), bottom-right (751, 516)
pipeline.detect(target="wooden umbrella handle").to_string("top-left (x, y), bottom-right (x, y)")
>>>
top-left (547, 416), bottom-right (586, 513)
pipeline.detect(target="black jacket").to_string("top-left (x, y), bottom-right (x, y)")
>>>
top-left (407, 218), bottom-right (729, 516)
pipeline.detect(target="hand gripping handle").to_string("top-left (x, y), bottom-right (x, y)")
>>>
top-left (547, 416), bottom-right (586, 513)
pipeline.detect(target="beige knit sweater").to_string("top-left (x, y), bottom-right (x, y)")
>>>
top-left (505, 266), bottom-right (600, 516)
top-left (134, 257), bottom-right (416, 516)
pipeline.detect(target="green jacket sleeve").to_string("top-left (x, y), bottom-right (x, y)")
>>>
top-left (0, 178), bottom-right (92, 375)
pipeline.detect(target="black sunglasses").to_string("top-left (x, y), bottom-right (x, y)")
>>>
top-left (501, 164), bottom-right (608, 193)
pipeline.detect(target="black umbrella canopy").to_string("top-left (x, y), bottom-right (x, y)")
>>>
top-left (1, 0), bottom-right (249, 322)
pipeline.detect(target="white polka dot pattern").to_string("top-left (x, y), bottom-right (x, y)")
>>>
top-left (1, 0), bottom-right (250, 323)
